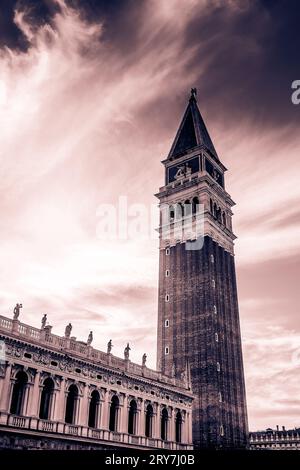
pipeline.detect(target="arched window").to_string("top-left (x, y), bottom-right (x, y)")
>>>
top-left (184, 200), bottom-right (191, 218)
top-left (175, 411), bottom-right (183, 443)
top-left (192, 196), bottom-right (199, 214)
top-left (175, 203), bottom-right (183, 220)
top-left (10, 370), bottom-right (28, 416)
top-left (88, 390), bottom-right (101, 428)
top-left (65, 384), bottom-right (79, 425)
top-left (210, 198), bottom-right (213, 213)
top-left (39, 377), bottom-right (54, 420)
top-left (128, 399), bottom-right (137, 435)
top-left (161, 407), bottom-right (168, 440)
top-left (109, 395), bottom-right (119, 432)
top-left (169, 205), bottom-right (175, 221)
top-left (145, 404), bottom-right (153, 438)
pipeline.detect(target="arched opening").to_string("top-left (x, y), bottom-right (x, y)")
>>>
top-left (128, 399), bottom-right (137, 435)
top-left (192, 196), bottom-right (199, 214)
top-left (39, 377), bottom-right (54, 420)
top-left (175, 411), bottom-right (183, 443)
top-left (145, 404), bottom-right (153, 438)
top-left (184, 200), bottom-right (191, 218)
top-left (213, 203), bottom-right (217, 218)
top-left (210, 198), bottom-right (213, 214)
top-left (10, 371), bottom-right (28, 416)
top-left (109, 395), bottom-right (119, 432)
top-left (65, 384), bottom-right (79, 425)
top-left (161, 407), bottom-right (168, 441)
top-left (169, 205), bottom-right (175, 221)
top-left (88, 390), bottom-right (101, 428)
top-left (175, 203), bottom-right (183, 220)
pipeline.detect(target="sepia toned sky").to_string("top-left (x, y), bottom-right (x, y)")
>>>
top-left (0, 0), bottom-right (299, 431)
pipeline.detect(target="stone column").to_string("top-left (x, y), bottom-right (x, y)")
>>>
top-left (78, 383), bottom-right (89, 427)
top-left (187, 411), bottom-right (192, 444)
top-left (138, 400), bottom-right (145, 436)
top-left (153, 404), bottom-right (160, 439)
top-left (53, 377), bottom-right (66, 422)
top-left (119, 401), bottom-right (126, 433)
top-left (100, 389), bottom-right (109, 430)
top-left (28, 370), bottom-right (41, 417)
top-left (0, 363), bottom-right (12, 413)
top-left (22, 381), bottom-right (31, 416)
top-left (169, 408), bottom-right (175, 442)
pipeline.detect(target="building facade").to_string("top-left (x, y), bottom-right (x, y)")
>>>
top-left (250, 427), bottom-right (300, 450)
top-left (0, 314), bottom-right (193, 450)
top-left (156, 89), bottom-right (249, 449)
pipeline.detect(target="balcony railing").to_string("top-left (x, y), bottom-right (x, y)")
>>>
top-left (1, 412), bottom-right (192, 450)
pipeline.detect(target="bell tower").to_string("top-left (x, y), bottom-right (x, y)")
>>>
top-left (156, 89), bottom-right (248, 449)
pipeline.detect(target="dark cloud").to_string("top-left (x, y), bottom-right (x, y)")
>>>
top-left (1, 0), bottom-right (298, 133)
top-left (0, 0), bottom-right (60, 51)
top-left (181, 0), bottom-right (300, 130)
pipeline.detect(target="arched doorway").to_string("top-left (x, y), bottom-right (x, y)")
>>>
top-left (128, 399), bottom-right (137, 435)
top-left (175, 411), bottom-right (183, 443)
top-left (39, 377), bottom-right (54, 420)
top-left (65, 384), bottom-right (79, 424)
top-left (109, 395), bottom-right (119, 432)
top-left (161, 407), bottom-right (168, 441)
top-left (88, 390), bottom-right (101, 428)
top-left (10, 371), bottom-right (28, 416)
top-left (145, 404), bottom-right (153, 438)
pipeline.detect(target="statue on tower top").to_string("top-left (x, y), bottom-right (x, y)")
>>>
top-left (13, 303), bottom-right (22, 320)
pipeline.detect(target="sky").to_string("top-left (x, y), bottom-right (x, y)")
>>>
top-left (0, 0), bottom-right (299, 431)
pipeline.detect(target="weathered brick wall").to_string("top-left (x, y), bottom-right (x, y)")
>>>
top-left (157, 236), bottom-right (248, 449)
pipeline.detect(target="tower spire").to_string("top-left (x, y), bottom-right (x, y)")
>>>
top-left (168, 88), bottom-right (219, 161)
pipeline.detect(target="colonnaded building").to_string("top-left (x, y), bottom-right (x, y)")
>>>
top-left (0, 90), bottom-right (248, 450)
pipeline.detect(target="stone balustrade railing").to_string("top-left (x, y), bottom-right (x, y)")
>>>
top-left (0, 315), bottom-right (189, 390)
top-left (2, 412), bottom-right (191, 450)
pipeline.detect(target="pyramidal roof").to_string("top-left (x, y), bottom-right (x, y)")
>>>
top-left (168, 89), bottom-right (219, 161)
